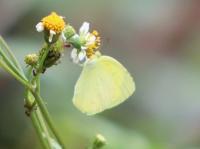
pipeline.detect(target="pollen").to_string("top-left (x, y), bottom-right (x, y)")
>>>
top-left (41, 12), bottom-right (66, 33)
top-left (86, 30), bottom-right (101, 58)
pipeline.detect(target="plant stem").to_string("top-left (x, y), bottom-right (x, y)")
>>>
top-left (30, 111), bottom-right (50, 149)
top-left (25, 67), bottom-right (52, 149)
top-left (0, 48), bottom-right (27, 80)
top-left (0, 60), bottom-right (32, 90)
top-left (38, 45), bottom-right (50, 73)
top-left (27, 43), bottom-right (66, 148)
top-left (35, 74), bottom-right (53, 145)
top-left (31, 90), bottom-right (66, 148)
top-left (0, 36), bottom-right (24, 74)
top-left (35, 108), bottom-right (52, 148)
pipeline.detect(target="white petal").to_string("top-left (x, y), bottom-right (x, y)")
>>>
top-left (71, 48), bottom-right (78, 59)
top-left (78, 50), bottom-right (87, 62)
top-left (49, 30), bottom-right (56, 42)
top-left (81, 46), bottom-right (87, 50)
top-left (88, 34), bottom-right (96, 42)
top-left (71, 48), bottom-right (79, 63)
top-left (85, 33), bottom-right (91, 39)
top-left (61, 32), bottom-right (66, 41)
top-left (36, 22), bottom-right (44, 32)
top-left (60, 16), bottom-right (65, 19)
top-left (86, 34), bottom-right (96, 46)
top-left (79, 22), bottom-right (90, 35)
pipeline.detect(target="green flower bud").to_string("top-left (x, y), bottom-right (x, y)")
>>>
top-left (69, 35), bottom-right (82, 50)
top-left (64, 25), bottom-right (76, 39)
top-left (24, 53), bottom-right (38, 66)
top-left (92, 134), bottom-right (106, 149)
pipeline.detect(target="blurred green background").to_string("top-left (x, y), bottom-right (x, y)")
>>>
top-left (1, 0), bottom-right (200, 148)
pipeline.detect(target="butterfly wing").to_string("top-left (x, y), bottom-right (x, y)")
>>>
top-left (72, 56), bottom-right (135, 115)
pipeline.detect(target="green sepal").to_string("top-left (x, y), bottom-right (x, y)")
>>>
top-left (43, 29), bottom-right (60, 44)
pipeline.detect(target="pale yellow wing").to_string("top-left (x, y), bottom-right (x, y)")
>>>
top-left (72, 56), bottom-right (135, 115)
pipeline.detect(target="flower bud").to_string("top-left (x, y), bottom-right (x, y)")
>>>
top-left (64, 25), bottom-right (76, 39)
top-left (24, 53), bottom-right (38, 66)
top-left (69, 35), bottom-right (82, 50)
top-left (92, 134), bottom-right (106, 149)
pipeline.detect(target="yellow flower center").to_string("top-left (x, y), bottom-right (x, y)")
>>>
top-left (42, 12), bottom-right (66, 33)
top-left (86, 30), bottom-right (101, 58)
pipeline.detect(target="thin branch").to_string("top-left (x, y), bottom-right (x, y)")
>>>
top-left (0, 36), bottom-right (24, 74)
top-left (30, 111), bottom-right (50, 149)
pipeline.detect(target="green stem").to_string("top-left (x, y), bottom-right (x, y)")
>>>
top-left (0, 36), bottom-right (24, 74)
top-left (36, 74), bottom-right (41, 93)
top-left (30, 111), bottom-right (50, 149)
top-left (25, 67), bottom-right (51, 149)
top-left (35, 74), bottom-right (53, 146)
top-left (29, 43), bottom-right (66, 148)
top-left (31, 91), bottom-right (66, 148)
top-left (35, 108), bottom-right (52, 148)
top-left (0, 60), bottom-right (32, 90)
top-left (38, 45), bottom-right (50, 73)
top-left (0, 49), bottom-right (27, 80)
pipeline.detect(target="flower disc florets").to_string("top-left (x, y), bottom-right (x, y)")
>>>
top-left (36, 12), bottom-right (66, 43)
top-left (42, 12), bottom-right (65, 33)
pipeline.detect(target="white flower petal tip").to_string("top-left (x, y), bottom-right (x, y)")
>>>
top-left (79, 22), bottom-right (90, 35)
top-left (60, 16), bottom-right (65, 19)
top-left (70, 48), bottom-right (79, 64)
top-left (49, 30), bottom-right (56, 42)
top-left (81, 46), bottom-right (87, 50)
top-left (71, 48), bottom-right (78, 59)
top-left (36, 22), bottom-right (44, 32)
top-left (78, 50), bottom-right (86, 62)
top-left (61, 32), bottom-right (66, 41)
top-left (86, 34), bottom-right (96, 46)
top-left (70, 49), bottom-right (87, 64)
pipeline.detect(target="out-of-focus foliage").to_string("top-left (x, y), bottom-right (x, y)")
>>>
top-left (1, 0), bottom-right (200, 149)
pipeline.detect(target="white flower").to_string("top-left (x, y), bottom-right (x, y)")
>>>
top-left (70, 48), bottom-right (87, 64)
top-left (79, 22), bottom-right (96, 47)
top-left (36, 22), bottom-right (44, 32)
top-left (71, 22), bottom-right (96, 49)
top-left (70, 22), bottom-right (99, 65)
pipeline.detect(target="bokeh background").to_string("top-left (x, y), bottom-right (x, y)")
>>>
top-left (1, 0), bottom-right (200, 148)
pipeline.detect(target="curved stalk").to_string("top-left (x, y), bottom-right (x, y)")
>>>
top-left (30, 111), bottom-right (50, 149)
top-left (31, 90), bottom-right (66, 148)
top-left (0, 36), bottom-right (24, 75)
top-left (0, 60), bottom-right (32, 90)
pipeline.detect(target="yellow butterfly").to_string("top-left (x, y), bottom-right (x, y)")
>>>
top-left (72, 53), bottom-right (135, 115)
